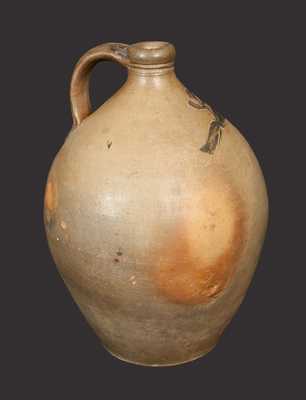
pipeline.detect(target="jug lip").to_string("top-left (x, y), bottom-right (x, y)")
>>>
top-left (127, 41), bottom-right (176, 68)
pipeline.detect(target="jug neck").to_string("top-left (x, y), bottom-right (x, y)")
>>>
top-left (125, 66), bottom-right (178, 91)
top-left (127, 63), bottom-right (175, 76)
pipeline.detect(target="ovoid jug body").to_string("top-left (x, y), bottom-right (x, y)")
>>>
top-left (44, 41), bottom-right (268, 366)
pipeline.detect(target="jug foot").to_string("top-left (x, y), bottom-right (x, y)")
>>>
top-left (103, 342), bottom-right (217, 367)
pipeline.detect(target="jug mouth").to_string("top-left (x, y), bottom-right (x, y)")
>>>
top-left (127, 41), bottom-right (176, 69)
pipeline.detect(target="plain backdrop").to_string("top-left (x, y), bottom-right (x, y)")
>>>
top-left (2, 2), bottom-right (304, 399)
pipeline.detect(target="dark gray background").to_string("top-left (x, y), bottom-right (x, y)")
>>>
top-left (3, 2), bottom-right (304, 399)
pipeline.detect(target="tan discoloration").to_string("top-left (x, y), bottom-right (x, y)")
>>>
top-left (44, 179), bottom-right (57, 213)
top-left (60, 221), bottom-right (67, 230)
top-left (154, 174), bottom-right (246, 305)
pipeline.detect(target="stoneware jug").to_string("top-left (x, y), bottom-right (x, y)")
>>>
top-left (44, 41), bottom-right (268, 366)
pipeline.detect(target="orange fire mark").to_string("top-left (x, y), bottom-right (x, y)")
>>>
top-left (44, 179), bottom-right (57, 213)
top-left (154, 175), bottom-right (246, 305)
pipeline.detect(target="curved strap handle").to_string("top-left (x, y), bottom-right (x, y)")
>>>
top-left (70, 43), bottom-right (130, 127)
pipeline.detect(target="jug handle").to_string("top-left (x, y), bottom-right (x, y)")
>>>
top-left (70, 43), bottom-right (130, 127)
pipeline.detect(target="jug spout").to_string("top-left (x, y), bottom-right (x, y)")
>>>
top-left (127, 41), bottom-right (176, 68)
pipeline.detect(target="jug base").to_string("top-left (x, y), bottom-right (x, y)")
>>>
top-left (103, 342), bottom-right (217, 367)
